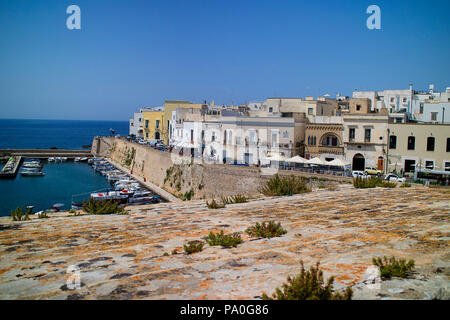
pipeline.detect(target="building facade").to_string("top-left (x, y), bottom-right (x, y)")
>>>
top-left (387, 123), bottom-right (450, 173)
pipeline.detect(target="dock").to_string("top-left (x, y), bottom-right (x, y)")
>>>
top-left (0, 156), bottom-right (22, 179)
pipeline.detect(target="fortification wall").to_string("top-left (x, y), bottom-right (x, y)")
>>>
top-left (95, 137), bottom-right (349, 200)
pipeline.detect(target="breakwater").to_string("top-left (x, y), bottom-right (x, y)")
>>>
top-left (0, 149), bottom-right (92, 159)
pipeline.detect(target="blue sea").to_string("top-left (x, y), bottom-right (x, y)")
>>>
top-left (0, 119), bottom-right (128, 150)
top-left (0, 119), bottom-right (129, 216)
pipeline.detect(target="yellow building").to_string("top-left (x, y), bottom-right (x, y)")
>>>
top-left (142, 110), bottom-right (165, 141)
top-left (162, 100), bottom-right (203, 144)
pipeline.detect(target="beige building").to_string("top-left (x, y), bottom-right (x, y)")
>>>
top-left (305, 119), bottom-right (344, 161)
top-left (343, 98), bottom-right (390, 172)
top-left (387, 123), bottom-right (450, 173)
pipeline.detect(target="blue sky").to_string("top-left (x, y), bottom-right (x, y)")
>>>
top-left (0, 0), bottom-right (449, 120)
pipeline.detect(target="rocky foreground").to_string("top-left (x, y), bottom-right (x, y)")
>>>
top-left (0, 184), bottom-right (449, 300)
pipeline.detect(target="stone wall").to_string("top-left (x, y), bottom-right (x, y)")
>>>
top-left (94, 137), bottom-right (350, 200)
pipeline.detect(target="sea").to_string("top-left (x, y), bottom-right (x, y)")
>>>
top-left (0, 119), bottom-right (129, 216)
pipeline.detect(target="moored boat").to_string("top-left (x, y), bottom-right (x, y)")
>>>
top-left (21, 171), bottom-right (45, 177)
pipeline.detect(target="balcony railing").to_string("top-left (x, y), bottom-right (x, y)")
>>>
top-left (318, 146), bottom-right (344, 154)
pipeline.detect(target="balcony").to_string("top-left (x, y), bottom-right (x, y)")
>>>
top-left (318, 146), bottom-right (344, 154)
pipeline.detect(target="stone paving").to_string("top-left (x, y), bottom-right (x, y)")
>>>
top-left (0, 184), bottom-right (449, 300)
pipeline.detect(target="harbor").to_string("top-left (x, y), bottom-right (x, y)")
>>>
top-left (0, 155), bottom-right (165, 216)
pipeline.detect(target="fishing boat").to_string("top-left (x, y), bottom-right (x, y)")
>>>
top-left (21, 171), bottom-right (45, 177)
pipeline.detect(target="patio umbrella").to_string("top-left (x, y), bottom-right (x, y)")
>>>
top-left (306, 157), bottom-right (325, 165)
top-left (285, 155), bottom-right (308, 164)
top-left (327, 159), bottom-right (350, 167)
top-left (265, 154), bottom-right (287, 162)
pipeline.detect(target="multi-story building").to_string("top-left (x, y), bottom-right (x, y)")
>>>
top-left (129, 111), bottom-right (144, 138)
top-left (305, 116), bottom-right (344, 162)
top-left (162, 100), bottom-right (205, 144)
top-left (342, 98), bottom-right (389, 172)
top-left (387, 123), bottom-right (450, 173)
top-left (142, 109), bottom-right (165, 141)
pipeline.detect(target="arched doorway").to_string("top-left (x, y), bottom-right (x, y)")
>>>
top-left (352, 153), bottom-right (365, 171)
top-left (154, 132), bottom-right (160, 140)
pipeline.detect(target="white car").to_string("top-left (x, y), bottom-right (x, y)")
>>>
top-left (384, 174), bottom-right (406, 183)
top-left (352, 171), bottom-right (370, 179)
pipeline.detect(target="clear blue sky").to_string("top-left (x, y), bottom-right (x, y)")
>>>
top-left (0, 0), bottom-right (449, 120)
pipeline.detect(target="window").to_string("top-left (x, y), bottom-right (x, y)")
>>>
top-left (211, 132), bottom-right (215, 142)
top-left (356, 105), bottom-right (361, 111)
top-left (308, 136), bottom-right (311, 145)
top-left (155, 120), bottom-right (160, 129)
top-left (308, 108), bottom-right (314, 115)
top-left (283, 131), bottom-right (289, 138)
top-left (364, 129), bottom-right (371, 143)
top-left (419, 103), bottom-right (424, 114)
top-left (349, 128), bottom-right (355, 142)
top-left (190, 130), bottom-right (194, 143)
top-left (445, 162), bottom-right (450, 172)
top-left (427, 137), bottom-right (435, 151)
top-left (389, 135), bottom-right (397, 149)
top-left (313, 136), bottom-right (316, 145)
top-left (322, 134), bottom-right (338, 147)
top-left (403, 98), bottom-right (407, 103)
top-left (431, 112), bottom-right (438, 121)
top-left (407, 136), bottom-right (415, 150)
top-left (390, 97), bottom-right (395, 103)
top-left (447, 138), bottom-right (450, 152)
top-left (269, 107), bottom-right (273, 112)
top-left (145, 120), bottom-right (149, 128)
top-left (425, 161), bottom-right (434, 170)
top-left (404, 160), bottom-right (416, 173)
top-left (145, 132), bottom-right (149, 138)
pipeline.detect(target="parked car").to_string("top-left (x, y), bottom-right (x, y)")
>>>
top-left (148, 139), bottom-right (164, 147)
top-left (352, 171), bottom-right (370, 179)
top-left (384, 173), bottom-right (406, 183)
top-left (364, 167), bottom-right (382, 176)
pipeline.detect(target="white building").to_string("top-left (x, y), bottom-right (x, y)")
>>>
top-left (129, 111), bottom-right (144, 138)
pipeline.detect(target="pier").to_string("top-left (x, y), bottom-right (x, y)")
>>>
top-left (0, 149), bottom-right (92, 159)
top-left (0, 156), bottom-right (22, 179)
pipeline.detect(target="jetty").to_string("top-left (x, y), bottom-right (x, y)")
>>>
top-left (0, 149), bottom-right (92, 159)
top-left (0, 156), bottom-right (22, 179)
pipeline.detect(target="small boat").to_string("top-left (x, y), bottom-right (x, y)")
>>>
top-left (61, 157), bottom-right (68, 161)
top-left (22, 163), bottom-right (43, 168)
top-left (48, 157), bottom-right (55, 162)
top-left (80, 157), bottom-right (88, 162)
top-left (51, 203), bottom-right (64, 211)
top-left (74, 157), bottom-right (81, 162)
top-left (21, 171), bottom-right (45, 177)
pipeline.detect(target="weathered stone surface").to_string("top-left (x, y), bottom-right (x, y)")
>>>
top-left (0, 185), bottom-right (448, 300)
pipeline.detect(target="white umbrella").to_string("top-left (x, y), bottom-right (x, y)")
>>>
top-left (306, 157), bottom-right (325, 165)
top-left (265, 154), bottom-right (287, 161)
top-left (285, 155), bottom-right (308, 164)
top-left (327, 158), bottom-right (350, 167)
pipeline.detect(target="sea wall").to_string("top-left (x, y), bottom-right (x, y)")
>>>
top-left (93, 137), bottom-right (350, 200)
